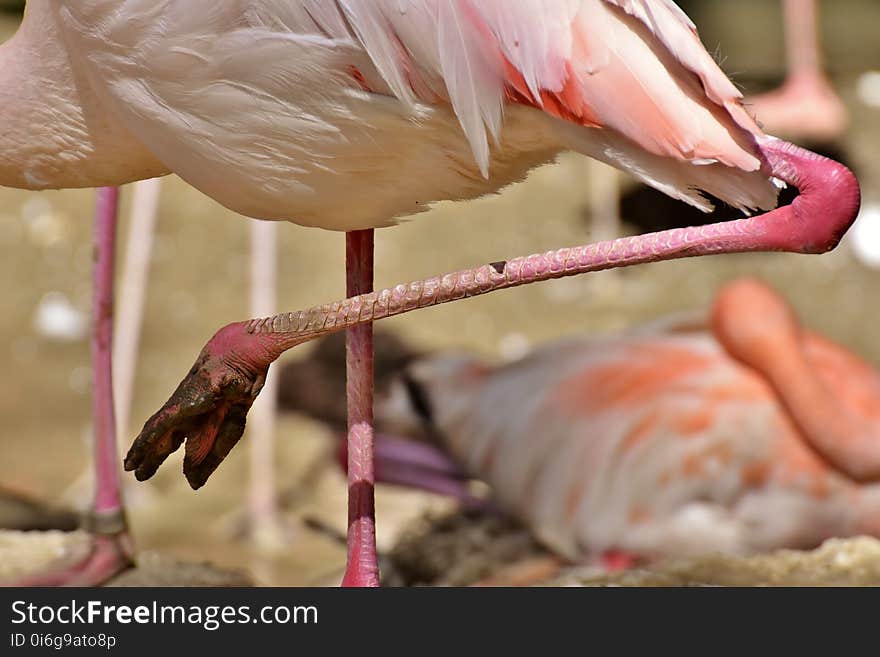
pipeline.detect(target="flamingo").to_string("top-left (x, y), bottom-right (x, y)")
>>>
top-left (288, 279), bottom-right (880, 573)
top-left (747, 0), bottom-right (847, 141)
top-left (0, 2), bottom-right (860, 587)
top-left (407, 278), bottom-right (880, 564)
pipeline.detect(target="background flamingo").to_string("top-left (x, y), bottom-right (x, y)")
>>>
top-left (0, 1), bottom-right (859, 587)
top-left (244, 219), bottom-right (287, 550)
top-left (284, 278), bottom-right (880, 576)
top-left (113, 179), bottom-right (163, 447)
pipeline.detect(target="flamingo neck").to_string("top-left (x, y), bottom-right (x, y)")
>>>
top-left (712, 280), bottom-right (880, 483)
top-left (0, 2), bottom-right (166, 190)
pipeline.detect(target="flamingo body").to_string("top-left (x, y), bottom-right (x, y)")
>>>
top-left (4, 1), bottom-right (779, 228)
top-left (381, 288), bottom-right (880, 561)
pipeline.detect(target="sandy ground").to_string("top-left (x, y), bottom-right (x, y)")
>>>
top-left (1, 7), bottom-right (880, 586)
top-left (383, 513), bottom-right (880, 587)
top-left (559, 537), bottom-right (880, 587)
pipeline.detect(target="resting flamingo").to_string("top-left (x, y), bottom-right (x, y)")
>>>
top-left (314, 279), bottom-right (880, 570)
top-left (0, 1), bottom-right (860, 587)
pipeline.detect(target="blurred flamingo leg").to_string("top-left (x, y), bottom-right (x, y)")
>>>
top-left (748, 0), bottom-right (847, 141)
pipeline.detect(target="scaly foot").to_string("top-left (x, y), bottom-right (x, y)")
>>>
top-left (124, 323), bottom-right (271, 489)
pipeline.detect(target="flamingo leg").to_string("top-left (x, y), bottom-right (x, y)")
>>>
top-left (784, 0), bottom-right (821, 76)
top-left (748, 0), bottom-right (847, 141)
top-left (337, 434), bottom-right (489, 511)
top-left (341, 230), bottom-right (379, 587)
top-left (245, 219), bottom-right (285, 549)
top-left (123, 141), bottom-right (862, 552)
top-left (81, 187), bottom-right (134, 583)
top-left (114, 178), bottom-right (161, 445)
top-left (92, 188), bottom-right (127, 527)
top-left (7, 187), bottom-right (133, 587)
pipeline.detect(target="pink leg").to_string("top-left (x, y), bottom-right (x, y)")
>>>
top-left (93, 187), bottom-right (127, 523)
top-left (246, 219), bottom-right (284, 547)
top-left (341, 230), bottom-right (379, 587)
top-left (114, 179), bottom-right (162, 443)
top-left (7, 187), bottom-right (133, 587)
top-left (784, 0), bottom-right (822, 76)
top-left (123, 141), bottom-right (861, 555)
top-left (748, 0), bottom-right (847, 141)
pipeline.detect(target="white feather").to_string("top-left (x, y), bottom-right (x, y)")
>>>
top-left (436, 0), bottom-right (504, 176)
top-left (51, 0), bottom-right (777, 229)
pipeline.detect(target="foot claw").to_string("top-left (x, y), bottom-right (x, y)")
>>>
top-left (124, 326), bottom-right (269, 489)
top-left (183, 403), bottom-right (251, 489)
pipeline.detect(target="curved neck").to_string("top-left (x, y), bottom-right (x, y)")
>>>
top-left (0, 2), bottom-right (166, 190)
top-left (712, 280), bottom-right (880, 482)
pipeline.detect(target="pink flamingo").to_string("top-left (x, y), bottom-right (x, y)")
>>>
top-left (748, 0), bottom-right (847, 141)
top-left (342, 279), bottom-right (880, 569)
top-left (0, 2), bottom-right (860, 587)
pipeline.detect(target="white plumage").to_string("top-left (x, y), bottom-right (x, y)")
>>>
top-left (2, 1), bottom-right (779, 229)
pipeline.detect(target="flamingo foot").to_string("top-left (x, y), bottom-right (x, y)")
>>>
top-left (124, 323), bottom-right (270, 490)
top-left (749, 72), bottom-right (848, 141)
top-left (600, 550), bottom-right (639, 573)
top-left (4, 531), bottom-right (134, 587)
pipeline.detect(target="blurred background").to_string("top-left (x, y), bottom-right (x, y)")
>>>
top-left (1, 1), bottom-right (879, 585)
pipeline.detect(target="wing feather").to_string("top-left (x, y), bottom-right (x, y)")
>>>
top-left (341, 0), bottom-right (775, 211)
top-left (62, 0), bottom-right (778, 216)
top-left (436, 0), bottom-right (504, 175)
